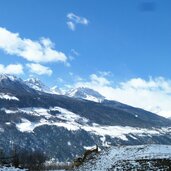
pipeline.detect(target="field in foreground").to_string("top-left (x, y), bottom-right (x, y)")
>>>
top-left (76, 144), bottom-right (171, 171)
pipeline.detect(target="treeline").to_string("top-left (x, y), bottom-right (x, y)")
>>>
top-left (0, 148), bottom-right (46, 170)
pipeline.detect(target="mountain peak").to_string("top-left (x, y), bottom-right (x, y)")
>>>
top-left (0, 74), bottom-right (19, 82)
top-left (50, 86), bottom-right (62, 95)
top-left (25, 77), bottom-right (62, 95)
top-left (65, 87), bottom-right (105, 102)
top-left (25, 77), bottom-right (50, 93)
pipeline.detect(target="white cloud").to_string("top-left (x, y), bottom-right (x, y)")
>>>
top-left (68, 49), bottom-right (79, 61)
top-left (69, 72), bottom-right (73, 76)
top-left (67, 13), bottom-right (89, 31)
top-left (57, 77), bottom-right (64, 83)
top-left (27, 63), bottom-right (52, 76)
top-left (0, 64), bottom-right (23, 75)
top-left (67, 13), bottom-right (89, 25)
top-left (89, 74), bottom-right (111, 86)
top-left (67, 21), bottom-right (75, 31)
top-left (71, 49), bottom-right (79, 56)
top-left (0, 27), bottom-right (68, 63)
top-left (98, 71), bottom-right (111, 77)
top-left (74, 74), bottom-right (171, 118)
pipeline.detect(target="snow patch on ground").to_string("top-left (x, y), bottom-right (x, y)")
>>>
top-left (1, 106), bottom-right (171, 143)
top-left (8, 106), bottom-right (171, 143)
top-left (1, 109), bottom-right (18, 114)
top-left (78, 145), bottom-right (171, 171)
top-left (0, 93), bottom-right (19, 101)
top-left (0, 167), bottom-right (27, 171)
top-left (84, 95), bottom-right (103, 103)
top-left (81, 125), bottom-right (160, 141)
top-left (15, 107), bottom-right (88, 132)
top-left (16, 118), bottom-right (36, 132)
top-left (84, 145), bottom-right (97, 150)
top-left (19, 108), bottom-right (52, 118)
top-left (5, 122), bottom-right (11, 125)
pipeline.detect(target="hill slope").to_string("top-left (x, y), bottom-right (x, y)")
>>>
top-left (1, 74), bottom-right (171, 161)
top-left (77, 145), bottom-right (171, 171)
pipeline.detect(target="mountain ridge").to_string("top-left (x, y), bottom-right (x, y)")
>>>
top-left (0, 74), bottom-right (171, 161)
top-left (65, 87), bottom-right (105, 103)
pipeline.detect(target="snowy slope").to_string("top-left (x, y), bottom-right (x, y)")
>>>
top-left (0, 74), bottom-right (18, 82)
top-left (65, 87), bottom-right (105, 102)
top-left (25, 78), bottom-right (61, 95)
top-left (0, 93), bottom-right (19, 101)
top-left (1, 106), bottom-right (171, 144)
top-left (25, 78), bottom-right (51, 93)
top-left (0, 167), bottom-right (27, 171)
top-left (78, 145), bottom-right (171, 171)
top-left (0, 74), bottom-right (36, 95)
top-left (1, 74), bottom-right (171, 161)
top-left (50, 86), bottom-right (62, 95)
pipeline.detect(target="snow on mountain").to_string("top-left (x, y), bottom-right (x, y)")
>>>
top-left (0, 75), bottom-right (61, 95)
top-left (1, 74), bottom-right (171, 161)
top-left (2, 106), bottom-right (170, 143)
top-left (0, 74), bottom-right (22, 86)
top-left (65, 87), bottom-right (105, 102)
top-left (25, 77), bottom-right (51, 93)
top-left (0, 74), bottom-right (36, 95)
top-left (0, 74), bottom-right (18, 82)
top-left (50, 86), bottom-right (62, 95)
top-left (14, 106), bottom-right (89, 132)
top-left (0, 167), bottom-right (27, 171)
top-left (25, 77), bottom-right (61, 95)
top-left (0, 93), bottom-right (19, 101)
top-left (78, 144), bottom-right (171, 171)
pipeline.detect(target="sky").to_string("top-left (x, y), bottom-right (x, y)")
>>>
top-left (0, 0), bottom-right (171, 117)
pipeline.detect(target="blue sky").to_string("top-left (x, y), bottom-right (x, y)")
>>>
top-left (0, 0), bottom-right (171, 117)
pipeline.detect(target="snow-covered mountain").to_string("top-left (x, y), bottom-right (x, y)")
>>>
top-left (1, 74), bottom-right (171, 161)
top-left (0, 74), bottom-right (18, 82)
top-left (0, 74), bottom-right (23, 86)
top-left (25, 77), bottom-right (61, 95)
top-left (0, 74), bottom-right (36, 95)
top-left (77, 144), bottom-right (171, 171)
top-left (65, 87), bottom-right (105, 102)
top-left (50, 85), bottom-right (62, 95)
top-left (25, 77), bottom-right (51, 93)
